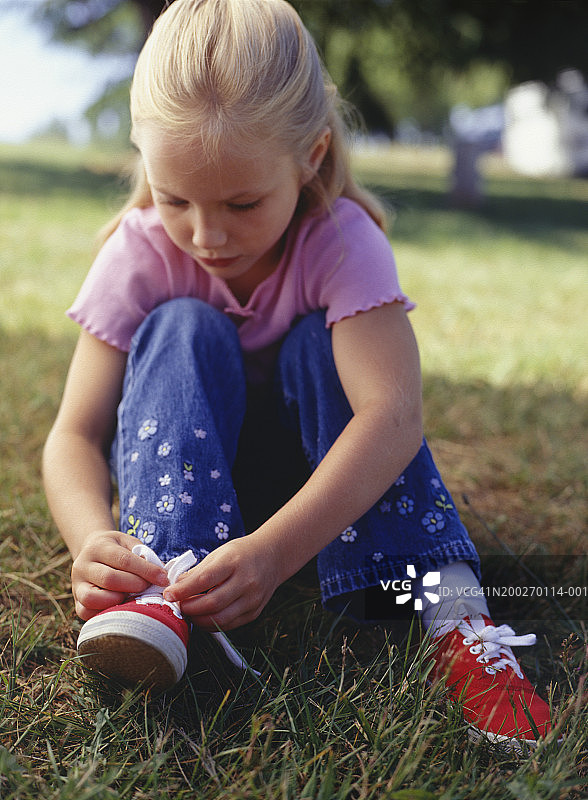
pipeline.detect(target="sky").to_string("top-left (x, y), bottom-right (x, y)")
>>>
top-left (0, 1), bottom-right (129, 143)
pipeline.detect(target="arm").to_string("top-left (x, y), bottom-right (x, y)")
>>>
top-left (167, 302), bottom-right (423, 629)
top-left (43, 330), bottom-right (169, 619)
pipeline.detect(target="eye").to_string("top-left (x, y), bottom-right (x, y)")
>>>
top-left (228, 199), bottom-right (262, 212)
top-left (165, 198), bottom-right (189, 207)
top-left (153, 192), bottom-right (188, 207)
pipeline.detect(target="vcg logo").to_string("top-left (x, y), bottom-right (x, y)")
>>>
top-left (380, 564), bottom-right (441, 611)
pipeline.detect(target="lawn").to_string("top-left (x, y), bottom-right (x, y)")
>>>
top-left (0, 140), bottom-right (586, 799)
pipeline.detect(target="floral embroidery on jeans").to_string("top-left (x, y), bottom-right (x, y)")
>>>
top-left (215, 522), bottom-right (229, 540)
top-left (372, 552), bottom-right (384, 562)
top-left (379, 500), bottom-right (392, 514)
top-left (137, 522), bottom-right (155, 545)
top-left (179, 491), bottom-right (193, 505)
top-left (130, 451), bottom-right (139, 463)
top-left (158, 474), bottom-right (171, 487)
top-left (128, 494), bottom-right (137, 509)
top-left (220, 502), bottom-right (232, 513)
top-left (341, 526), bottom-right (357, 542)
top-left (396, 495), bottom-right (415, 516)
top-left (422, 510), bottom-right (445, 534)
top-left (138, 419), bottom-right (158, 440)
top-left (434, 493), bottom-right (454, 512)
top-left (194, 428), bottom-right (207, 439)
top-left (157, 494), bottom-right (175, 514)
top-left (127, 514), bottom-right (140, 536)
top-left (210, 469), bottom-right (221, 479)
top-left (183, 462), bottom-right (195, 481)
top-left (158, 442), bottom-right (172, 457)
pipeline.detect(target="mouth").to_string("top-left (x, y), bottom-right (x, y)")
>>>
top-left (196, 255), bottom-right (239, 269)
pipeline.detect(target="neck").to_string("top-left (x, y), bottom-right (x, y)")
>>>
top-left (226, 237), bottom-right (285, 305)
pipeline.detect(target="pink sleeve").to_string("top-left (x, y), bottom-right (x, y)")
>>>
top-left (67, 208), bottom-right (183, 351)
top-left (301, 199), bottom-right (415, 327)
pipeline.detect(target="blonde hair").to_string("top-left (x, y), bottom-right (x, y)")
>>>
top-left (100, 0), bottom-right (386, 243)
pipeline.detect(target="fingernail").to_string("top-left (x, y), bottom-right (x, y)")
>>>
top-left (163, 588), bottom-right (175, 601)
top-left (157, 571), bottom-right (170, 585)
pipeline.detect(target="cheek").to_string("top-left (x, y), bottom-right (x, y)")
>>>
top-left (159, 212), bottom-right (191, 243)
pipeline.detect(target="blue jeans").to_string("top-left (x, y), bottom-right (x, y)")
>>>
top-left (112, 298), bottom-right (480, 617)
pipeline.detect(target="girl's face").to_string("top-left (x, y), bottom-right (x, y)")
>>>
top-left (137, 126), bottom-right (328, 302)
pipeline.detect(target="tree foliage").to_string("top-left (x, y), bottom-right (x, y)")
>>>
top-left (24, 0), bottom-right (588, 137)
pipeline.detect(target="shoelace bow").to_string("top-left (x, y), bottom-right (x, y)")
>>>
top-left (457, 617), bottom-right (536, 679)
top-left (133, 546), bottom-right (197, 618)
top-left (131, 544), bottom-right (261, 676)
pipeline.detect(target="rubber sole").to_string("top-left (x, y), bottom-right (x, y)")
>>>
top-left (77, 610), bottom-right (187, 692)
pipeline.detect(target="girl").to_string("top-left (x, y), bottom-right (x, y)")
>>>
top-left (44, 0), bottom-right (554, 750)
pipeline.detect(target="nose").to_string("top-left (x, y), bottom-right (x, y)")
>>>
top-left (191, 208), bottom-right (228, 251)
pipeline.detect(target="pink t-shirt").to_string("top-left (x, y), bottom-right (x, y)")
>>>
top-left (68, 197), bottom-right (414, 380)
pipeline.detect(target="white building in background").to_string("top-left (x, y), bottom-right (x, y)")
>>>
top-left (504, 69), bottom-right (588, 178)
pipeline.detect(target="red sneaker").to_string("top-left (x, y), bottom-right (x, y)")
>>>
top-left (430, 615), bottom-right (556, 751)
top-left (77, 548), bottom-right (196, 692)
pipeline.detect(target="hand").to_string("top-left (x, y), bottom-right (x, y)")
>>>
top-left (71, 531), bottom-right (170, 621)
top-left (163, 535), bottom-right (281, 631)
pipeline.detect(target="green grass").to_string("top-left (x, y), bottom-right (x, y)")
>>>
top-left (1, 140), bottom-right (587, 798)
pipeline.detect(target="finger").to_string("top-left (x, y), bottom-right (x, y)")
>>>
top-left (93, 542), bottom-right (169, 587)
top-left (81, 562), bottom-right (152, 595)
top-left (74, 582), bottom-right (128, 619)
top-left (178, 578), bottom-right (240, 619)
top-left (164, 560), bottom-right (233, 602)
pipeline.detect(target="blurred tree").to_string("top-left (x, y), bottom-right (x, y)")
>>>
top-left (32, 0), bottom-right (158, 52)
top-left (25, 0), bottom-right (588, 138)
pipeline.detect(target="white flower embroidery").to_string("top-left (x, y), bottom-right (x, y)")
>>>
top-left (219, 502), bottom-right (232, 513)
top-left (372, 552), bottom-right (384, 562)
top-left (138, 419), bottom-right (158, 440)
top-left (158, 474), bottom-right (171, 487)
top-left (137, 522), bottom-right (155, 545)
top-left (340, 526), bottom-right (357, 542)
top-left (157, 494), bottom-right (175, 514)
top-left (194, 428), bottom-right (207, 439)
top-left (130, 451), bottom-right (139, 463)
top-left (158, 442), bottom-right (172, 457)
top-left (179, 492), bottom-right (193, 505)
top-left (215, 522), bottom-right (229, 540)
top-left (128, 495), bottom-right (137, 509)
top-left (210, 469), bottom-right (221, 479)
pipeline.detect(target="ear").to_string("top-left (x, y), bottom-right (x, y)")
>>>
top-left (301, 127), bottom-right (331, 184)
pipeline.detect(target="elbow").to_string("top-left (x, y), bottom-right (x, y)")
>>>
top-left (391, 395), bottom-right (423, 466)
top-left (42, 425), bottom-right (58, 489)
top-left (409, 419), bottom-right (424, 463)
top-left (404, 409), bottom-right (424, 465)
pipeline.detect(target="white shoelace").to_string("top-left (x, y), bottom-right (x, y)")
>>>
top-left (457, 616), bottom-right (536, 679)
top-left (132, 544), bottom-right (261, 676)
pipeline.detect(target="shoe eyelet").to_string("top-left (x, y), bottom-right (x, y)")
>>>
top-left (469, 645), bottom-right (481, 655)
top-left (485, 667), bottom-right (496, 675)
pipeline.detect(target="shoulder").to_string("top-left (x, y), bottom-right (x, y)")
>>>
top-left (112, 205), bottom-right (174, 254)
top-left (67, 206), bottom-right (193, 352)
top-left (296, 198), bottom-right (391, 268)
top-left (292, 199), bottom-right (414, 324)
top-left (295, 197), bottom-right (393, 276)
top-left (300, 197), bottom-right (383, 239)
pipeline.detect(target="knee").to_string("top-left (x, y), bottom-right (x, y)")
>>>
top-left (134, 298), bottom-right (240, 353)
top-left (280, 311), bottom-right (329, 359)
top-left (145, 297), bottom-right (235, 337)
